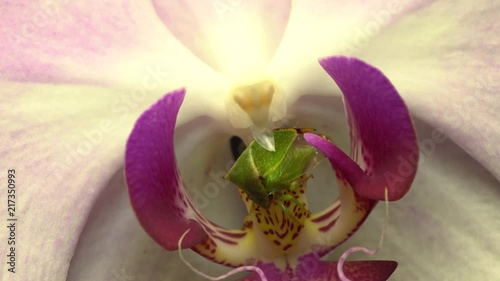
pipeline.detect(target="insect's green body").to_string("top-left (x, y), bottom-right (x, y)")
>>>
top-left (225, 128), bottom-right (318, 209)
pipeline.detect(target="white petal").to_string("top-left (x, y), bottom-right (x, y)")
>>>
top-left (0, 83), bottom-right (136, 280)
top-left (0, 0), bottom-right (231, 123)
top-left (0, 76), bottom-right (225, 280)
top-left (150, 1), bottom-right (290, 76)
top-left (357, 1), bottom-right (500, 182)
top-left (269, 1), bottom-right (430, 99)
top-left (0, 1), bottom-right (173, 85)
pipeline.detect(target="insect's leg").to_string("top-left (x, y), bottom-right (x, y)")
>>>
top-left (305, 174), bottom-right (314, 181)
top-left (289, 174), bottom-right (314, 190)
top-left (280, 194), bottom-right (307, 210)
top-left (276, 199), bottom-right (301, 224)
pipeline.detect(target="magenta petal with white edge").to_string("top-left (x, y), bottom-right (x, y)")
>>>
top-left (152, 0), bottom-right (291, 74)
top-left (307, 57), bottom-right (418, 201)
top-left (125, 88), bottom-right (207, 249)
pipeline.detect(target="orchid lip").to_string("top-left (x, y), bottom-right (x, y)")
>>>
top-left (125, 56), bottom-right (418, 280)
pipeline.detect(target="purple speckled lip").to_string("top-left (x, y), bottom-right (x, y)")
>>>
top-left (125, 56), bottom-right (418, 281)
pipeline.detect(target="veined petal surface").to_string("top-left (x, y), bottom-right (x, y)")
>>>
top-left (0, 1), bottom-right (169, 84)
top-left (0, 82), bottom-right (162, 281)
top-left (0, 0), bottom-right (231, 123)
top-left (358, 1), bottom-right (500, 182)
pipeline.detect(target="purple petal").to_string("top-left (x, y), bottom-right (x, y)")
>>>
top-left (152, 1), bottom-right (291, 74)
top-left (125, 89), bottom-right (261, 268)
top-left (125, 88), bottom-right (207, 249)
top-left (306, 57), bottom-right (418, 201)
top-left (301, 260), bottom-right (398, 281)
top-left (240, 259), bottom-right (397, 281)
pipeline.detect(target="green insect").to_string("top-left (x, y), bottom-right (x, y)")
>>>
top-left (225, 128), bottom-right (321, 221)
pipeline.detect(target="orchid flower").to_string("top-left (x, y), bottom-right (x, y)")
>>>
top-left (124, 56), bottom-right (418, 281)
top-left (1, 1), bottom-right (499, 281)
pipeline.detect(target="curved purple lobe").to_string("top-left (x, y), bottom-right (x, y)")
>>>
top-left (125, 88), bottom-right (207, 250)
top-left (240, 260), bottom-right (397, 281)
top-left (309, 57), bottom-right (419, 201)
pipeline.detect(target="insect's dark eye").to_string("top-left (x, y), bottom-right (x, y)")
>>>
top-left (267, 192), bottom-right (275, 201)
